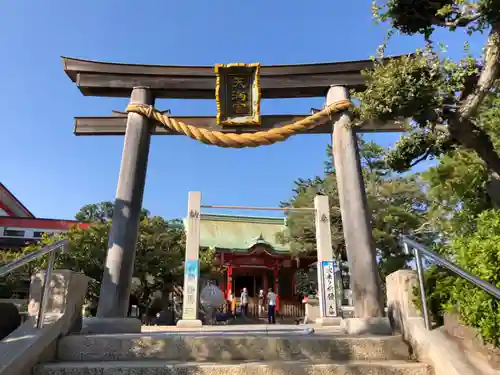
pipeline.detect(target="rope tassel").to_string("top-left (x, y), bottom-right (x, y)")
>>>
top-left (125, 99), bottom-right (352, 148)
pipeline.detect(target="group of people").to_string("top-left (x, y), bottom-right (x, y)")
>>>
top-left (235, 287), bottom-right (277, 324)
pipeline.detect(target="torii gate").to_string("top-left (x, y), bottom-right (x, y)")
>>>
top-left (62, 57), bottom-right (403, 333)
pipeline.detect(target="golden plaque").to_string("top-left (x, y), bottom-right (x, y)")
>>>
top-left (215, 63), bottom-right (261, 126)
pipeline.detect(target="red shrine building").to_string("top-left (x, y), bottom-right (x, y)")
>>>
top-left (198, 213), bottom-right (316, 311)
top-left (0, 183), bottom-right (88, 250)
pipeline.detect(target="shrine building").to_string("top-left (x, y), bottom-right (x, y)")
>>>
top-left (197, 213), bottom-right (316, 307)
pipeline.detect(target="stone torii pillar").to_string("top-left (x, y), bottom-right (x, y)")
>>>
top-left (85, 87), bottom-right (154, 334)
top-left (328, 85), bottom-right (386, 326)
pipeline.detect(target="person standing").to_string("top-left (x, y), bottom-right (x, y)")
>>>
top-left (228, 292), bottom-right (235, 315)
top-left (240, 288), bottom-right (249, 317)
top-left (267, 288), bottom-right (277, 324)
top-left (258, 289), bottom-right (265, 317)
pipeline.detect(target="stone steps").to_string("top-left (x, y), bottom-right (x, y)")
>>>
top-left (56, 333), bottom-right (411, 362)
top-left (35, 360), bottom-right (432, 375)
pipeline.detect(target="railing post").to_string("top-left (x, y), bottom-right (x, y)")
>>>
top-left (37, 250), bottom-right (56, 329)
top-left (493, 299), bottom-right (499, 347)
top-left (407, 243), bottom-right (431, 330)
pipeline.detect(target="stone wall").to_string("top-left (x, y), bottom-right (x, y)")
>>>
top-left (0, 270), bottom-right (90, 375)
top-left (443, 312), bottom-right (500, 370)
top-left (386, 269), bottom-right (499, 375)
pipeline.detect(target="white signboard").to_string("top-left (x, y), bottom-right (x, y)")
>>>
top-left (320, 260), bottom-right (338, 317)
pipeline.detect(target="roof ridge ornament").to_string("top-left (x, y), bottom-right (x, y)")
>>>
top-left (245, 233), bottom-right (268, 247)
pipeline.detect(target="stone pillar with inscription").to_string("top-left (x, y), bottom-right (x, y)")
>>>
top-left (177, 191), bottom-right (203, 328)
top-left (314, 194), bottom-right (342, 326)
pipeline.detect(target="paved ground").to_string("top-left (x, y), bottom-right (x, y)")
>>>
top-left (141, 324), bottom-right (345, 336)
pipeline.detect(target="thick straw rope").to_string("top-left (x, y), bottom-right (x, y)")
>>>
top-left (125, 99), bottom-right (351, 148)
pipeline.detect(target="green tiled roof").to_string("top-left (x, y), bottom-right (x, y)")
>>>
top-left (191, 213), bottom-right (290, 253)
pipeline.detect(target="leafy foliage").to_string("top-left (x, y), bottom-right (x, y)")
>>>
top-left (408, 89), bottom-right (500, 345)
top-left (373, 0), bottom-right (499, 37)
top-left (294, 269), bottom-right (318, 297)
top-left (369, 175), bottom-right (428, 278)
top-left (356, 51), bottom-right (480, 169)
top-left (445, 210), bottom-right (500, 345)
top-left (362, 140), bottom-right (429, 278)
top-left (75, 201), bottom-right (150, 222)
top-left (356, 53), bottom-right (473, 126)
top-left (362, 0), bottom-right (500, 181)
top-left (385, 131), bottom-right (454, 172)
top-left (412, 265), bottom-right (455, 325)
top-left (478, 84), bottom-right (500, 150)
top-left (423, 149), bottom-right (492, 236)
top-left (0, 246), bottom-right (45, 299)
top-left (374, 0), bottom-right (500, 36)
top-left (410, 83), bottom-right (500, 241)
top-left (364, 5), bottom-right (500, 341)
top-left (277, 173), bottom-right (344, 259)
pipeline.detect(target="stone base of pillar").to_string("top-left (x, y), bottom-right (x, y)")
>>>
top-left (176, 319), bottom-right (203, 328)
top-left (81, 317), bottom-right (142, 334)
top-left (315, 317), bottom-right (343, 326)
top-left (341, 317), bottom-right (392, 335)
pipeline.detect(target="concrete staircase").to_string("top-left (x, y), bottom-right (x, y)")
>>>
top-left (34, 329), bottom-right (433, 375)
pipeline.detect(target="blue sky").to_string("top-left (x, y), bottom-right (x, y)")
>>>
top-left (0, 0), bottom-right (485, 221)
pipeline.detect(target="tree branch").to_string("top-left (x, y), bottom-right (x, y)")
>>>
top-left (450, 117), bottom-right (500, 176)
top-left (447, 22), bottom-right (500, 176)
top-left (459, 73), bottom-right (480, 102)
top-left (410, 149), bottom-right (432, 168)
top-left (441, 13), bottom-right (481, 27)
top-left (459, 22), bottom-right (500, 120)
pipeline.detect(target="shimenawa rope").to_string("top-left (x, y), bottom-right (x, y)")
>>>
top-left (125, 99), bottom-right (351, 148)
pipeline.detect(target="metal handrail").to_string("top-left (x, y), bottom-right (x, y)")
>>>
top-left (0, 239), bottom-right (68, 328)
top-left (401, 235), bottom-right (500, 330)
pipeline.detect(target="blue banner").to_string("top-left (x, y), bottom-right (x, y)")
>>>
top-left (185, 259), bottom-right (199, 279)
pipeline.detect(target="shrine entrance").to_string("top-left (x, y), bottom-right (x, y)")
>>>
top-left (196, 211), bottom-right (317, 319)
top-left (63, 56), bottom-right (404, 333)
top-left (222, 243), bottom-right (289, 298)
top-left (179, 192), bottom-right (341, 327)
top-left (233, 273), bottom-right (262, 297)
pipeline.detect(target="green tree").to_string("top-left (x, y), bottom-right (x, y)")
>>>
top-left (355, 1), bottom-right (500, 199)
top-left (408, 85), bottom-right (500, 344)
top-left (441, 210), bottom-right (500, 345)
top-left (419, 87), bottom-right (500, 236)
top-left (75, 201), bottom-right (150, 222)
top-left (277, 172), bottom-right (345, 259)
top-left (278, 139), bottom-right (428, 287)
top-left (0, 246), bottom-right (44, 299)
top-left (359, 139), bottom-right (428, 278)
